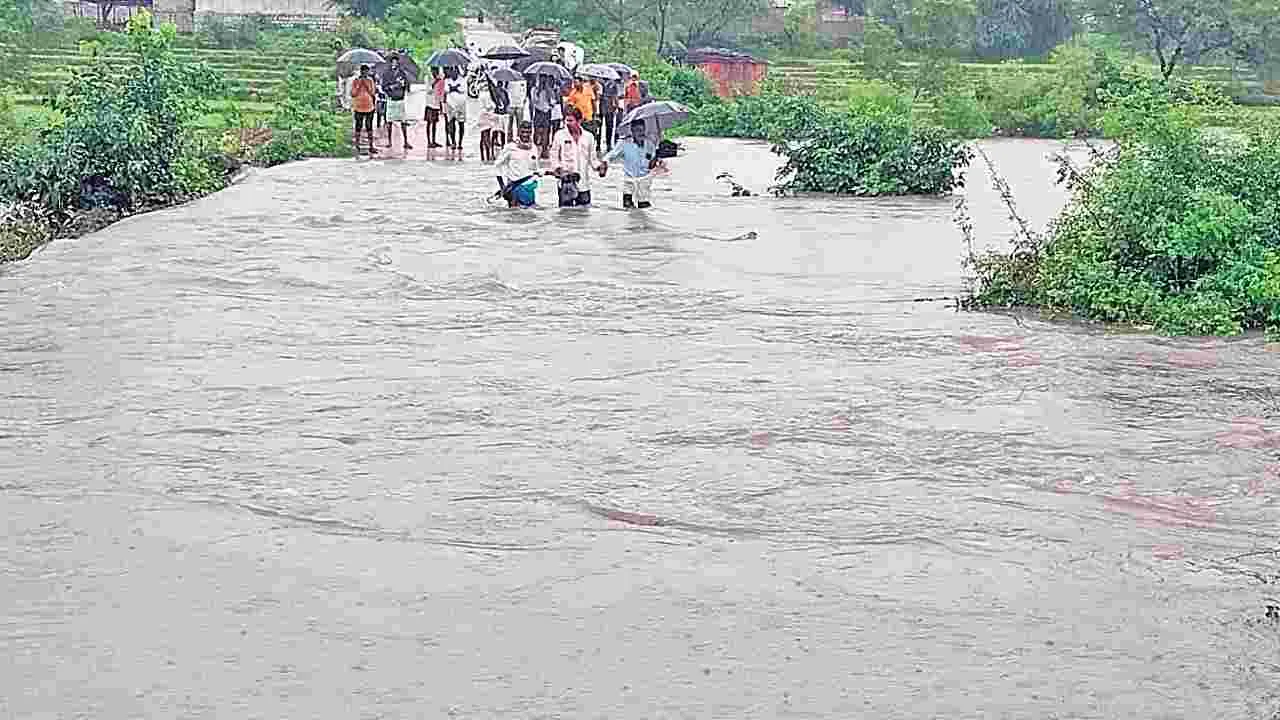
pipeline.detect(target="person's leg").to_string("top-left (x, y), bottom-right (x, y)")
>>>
top-left (575, 190), bottom-right (591, 207)
top-left (445, 118), bottom-right (455, 149)
top-left (456, 117), bottom-right (466, 150)
top-left (635, 174), bottom-right (652, 209)
top-left (401, 122), bottom-right (412, 150)
top-left (479, 129), bottom-right (489, 161)
top-left (353, 113), bottom-right (362, 155)
top-left (621, 176), bottom-right (634, 208)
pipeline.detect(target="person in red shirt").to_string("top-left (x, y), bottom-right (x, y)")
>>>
top-left (622, 74), bottom-right (641, 112)
top-left (350, 64), bottom-right (378, 157)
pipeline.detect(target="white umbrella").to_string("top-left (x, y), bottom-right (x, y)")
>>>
top-left (577, 63), bottom-right (621, 81)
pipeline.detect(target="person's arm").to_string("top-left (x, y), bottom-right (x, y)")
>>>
top-left (602, 141), bottom-right (625, 165)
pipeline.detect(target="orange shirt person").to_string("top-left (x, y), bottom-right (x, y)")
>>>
top-left (566, 79), bottom-right (596, 122)
top-left (350, 65), bottom-right (378, 156)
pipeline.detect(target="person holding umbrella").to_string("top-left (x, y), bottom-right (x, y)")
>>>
top-left (381, 54), bottom-right (413, 152)
top-left (529, 75), bottom-right (558, 159)
top-left (601, 118), bottom-right (656, 209)
top-left (350, 64), bottom-right (378, 157)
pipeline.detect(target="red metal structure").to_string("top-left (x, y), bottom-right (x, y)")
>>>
top-left (684, 48), bottom-right (767, 99)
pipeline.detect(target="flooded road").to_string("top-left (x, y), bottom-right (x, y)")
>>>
top-left (2, 138), bottom-right (1279, 718)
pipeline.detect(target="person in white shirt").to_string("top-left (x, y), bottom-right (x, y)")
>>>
top-left (494, 121), bottom-right (542, 207)
top-left (551, 106), bottom-right (605, 207)
top-left (443, 66), bottom-right (468, 151)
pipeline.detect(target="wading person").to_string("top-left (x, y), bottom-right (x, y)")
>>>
top-left (350, 64), bottom-right (378, 157)
top-left (423, 67), bottom-right (443, 149)
top-left (601, 118), bottom-right (655, 209)
top-left (551, 106), bottom-right (604, 207)
top-left (444, 66), bottom-right (467, 151)
top-left (382, 55), bottom-right (413, 151)
top-left (494, 121), bottom-right (541, 208)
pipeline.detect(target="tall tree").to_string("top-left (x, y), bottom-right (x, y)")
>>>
top-left (1088, 0), bottom-right (1239, 79)
top-left (870, 0), bottom-right (977, 55)
top-left (974, 0), bottom-right (1077, 59)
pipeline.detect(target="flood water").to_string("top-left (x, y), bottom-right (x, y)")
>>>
top-left (2, 137), bottom-right (1279, 718)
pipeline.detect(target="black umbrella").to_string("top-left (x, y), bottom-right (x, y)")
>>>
top-left (375, 51), bottom-right (420, 83)
top-left (427, 48), bottom-right (472, 67)
top-left (482, 45), bottom-right (530, 61)
top-left (510, 47), bottom-right (551, 72)
top-left (523, 61), bottom-right (572, 83)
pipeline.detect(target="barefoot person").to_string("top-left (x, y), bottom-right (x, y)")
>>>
top-left (494, 121), bottom-right (541, 208)
top-left (443, 67), bottom-right (467, 151)
top-left (551, 106), bottom-right (604, 207)
top-left (382, 54), bottom-right (413, 152)
top-left (423, 67), bottom-right (443, 149)
top-left (601, 119), bottom-right (656, 209)
top-left (350, 64), bottom-right (378, 157)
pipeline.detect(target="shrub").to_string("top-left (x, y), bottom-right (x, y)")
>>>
top-left (0, 11), bottom-right (225, 212)
top-left (965, 92), bottom-right (1280, 336)
top-left (667, 66), bottom-right (718, 108)
top-left (337, 16), bottom-right (388, 52)
top-left (773, 111), bottom-right (972, 196)
top-left (255, 68), bottom-right (349, 166)
top-left (684, 83), bottom-right (971, 196)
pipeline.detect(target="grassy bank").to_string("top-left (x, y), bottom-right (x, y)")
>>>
top-left (0, 15), bottom-right (354, 264)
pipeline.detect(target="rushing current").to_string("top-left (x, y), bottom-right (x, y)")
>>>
top-left (2, 134), bottom-right (1279, 717)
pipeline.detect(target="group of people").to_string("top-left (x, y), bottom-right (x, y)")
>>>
top-left (348, 54), bottom-right (471, 155)
top-left (347, 50), bottom-right (663, 210)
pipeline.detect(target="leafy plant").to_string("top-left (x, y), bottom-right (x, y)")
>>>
top-left (964, 87), bottom-right (1280, 336)
top-left (255, 68), bottom-right (350, 166)
top-left (0, 11), bottom-right (226, 213)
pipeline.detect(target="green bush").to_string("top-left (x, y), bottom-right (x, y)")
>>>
top-left (336, 16), bottom-right (388, 52)
top-left (965, 87), bottom-right (1280, 336)
top-left (0, 11), bottom-right (226, 212)
top-left (934, 86), bottom-right (993, 138)
top-left (774, 111), bottom-right (972, 196)
top-left (684, 83), bottom-right (971, 196)
top-left (196, 14), bottom-right (268, 50)
top-left (667, 66), bottom-right (718, 108)
top-left (255, 68), bottom-right (349, 166)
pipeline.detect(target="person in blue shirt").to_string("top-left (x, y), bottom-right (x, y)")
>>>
top-left (601, 119), bottom-right (656, 209)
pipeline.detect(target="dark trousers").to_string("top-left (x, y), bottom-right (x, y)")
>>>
top-left (602, 106), bottom-right (617, 149)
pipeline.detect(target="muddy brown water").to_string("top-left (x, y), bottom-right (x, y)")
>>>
top-left (2, 138), bottom-right (1279, 718)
